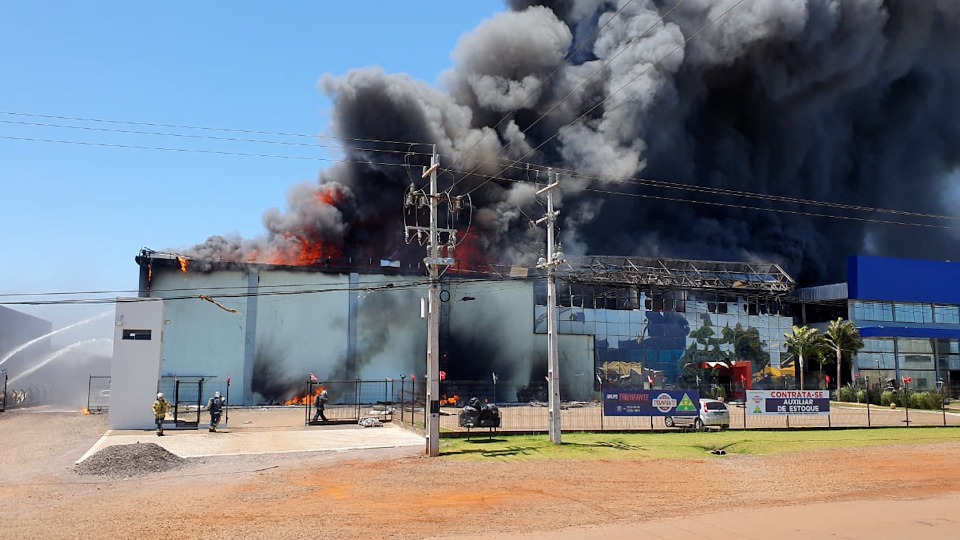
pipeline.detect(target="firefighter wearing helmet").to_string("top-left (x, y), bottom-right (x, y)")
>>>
top-left (152, 392), bottom-right (170, 436)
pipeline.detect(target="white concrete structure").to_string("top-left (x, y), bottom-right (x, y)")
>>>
top-left (109, 298), bottom-right (165, 429)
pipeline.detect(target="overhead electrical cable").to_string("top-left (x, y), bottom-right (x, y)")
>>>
top-left (443, 167), bottom-right (960, 229)
top-left (0, 110), bottom-right (430, 149)
top-left (0, 135), bottom-right (426, 167)
top-left (0, 119), bottom-right (432, 157)
top-left (443, 164), bottom-right (960, 224)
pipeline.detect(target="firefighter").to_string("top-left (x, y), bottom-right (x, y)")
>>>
top-left (152, 392), bottom-right (170, 436)
top-left (206, 391), bottom-right (225, 432)
top-left (312, 389), bottom-right (329, 422)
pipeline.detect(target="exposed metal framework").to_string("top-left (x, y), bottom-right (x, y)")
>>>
top-left (559, 256), bottom-right (795, 295)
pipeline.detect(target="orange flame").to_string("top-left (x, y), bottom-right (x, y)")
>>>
top-left (447, 231), bottom-right (486, 274)
top-left (264, 185), bottom-right (347, 266)
top-left (177, 256), bottom-right (188, 272)
top-left (284, 386), bottom-right (326, 406)
top-left (439, 394), bottom-right (460, 406)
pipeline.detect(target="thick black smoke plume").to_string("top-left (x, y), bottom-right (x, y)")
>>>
top-left (189, 0), bottom-right (960, 285)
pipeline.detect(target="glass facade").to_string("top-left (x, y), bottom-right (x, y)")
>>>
top-left (854, 300), bottom-right (960, 324)
top-left (853, 301), bottom-right (893, 322)
top-left (535, 282), bottom-right (794, 390)
top-left (855, 336), bottom-right (957, 392)
top-left (935, 305), bottom-right (960, 324)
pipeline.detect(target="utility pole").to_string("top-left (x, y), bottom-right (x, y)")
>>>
top-left (536, 169), bottom-right (563, 444)
top-left (404, 147), bottom-right (457, 457)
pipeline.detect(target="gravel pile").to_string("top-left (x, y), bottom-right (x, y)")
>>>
top-left (75, 442), bottom-right (185, 478)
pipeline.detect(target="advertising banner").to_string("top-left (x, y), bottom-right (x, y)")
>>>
top-left (746, 390), bottom-right (831, 415)
top-left (603, 389), bottom-right (700, 416)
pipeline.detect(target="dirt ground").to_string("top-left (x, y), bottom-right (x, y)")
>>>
top-left (3, 407), bottom-right (960, 540)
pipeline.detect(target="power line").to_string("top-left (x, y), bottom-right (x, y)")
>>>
top-left (459, 162), bottom-right (960, 223)
top-left (0, 118), bottom-right (433, 158)
top-left (5, 117), bottom-right (954, 228)
top-left (0, 110), bottom-right (430, 149)
top-left (580, 186), bottom-right (959, 229)
top-left (0, 273), bottom-right (540, 307)
top-left (0, 135), bottom-right (423, 167)
top-left (443, 166), bottom-right (960, 229)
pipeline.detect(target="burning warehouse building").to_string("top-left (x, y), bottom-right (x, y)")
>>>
top-left (135, 249), bottom-right (795, 405)
top-left (123, 1), bottom-right (960, 407)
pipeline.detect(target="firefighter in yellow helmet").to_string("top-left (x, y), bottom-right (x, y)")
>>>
top-left (152, 392), bottom-right (170, 436)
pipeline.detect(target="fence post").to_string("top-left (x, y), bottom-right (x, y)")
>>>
top-left (400, 376), bottom-right (406, 423)
top-left (904, 386), bottom-right (910, 427)
top-left (938, 380), bottom-right (946, 427)
top-left (173, 378), bottom-right (180, 424)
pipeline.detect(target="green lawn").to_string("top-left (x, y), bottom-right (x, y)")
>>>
top-left (440, 427), bottom-right (960, 462)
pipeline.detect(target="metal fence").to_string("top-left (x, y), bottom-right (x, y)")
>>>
top-left (296, 378), bottom-right (404, 424)
top-left (409, 379), bottom-right (960, 433)
top-left (86, 375), bottom-right (111, 412)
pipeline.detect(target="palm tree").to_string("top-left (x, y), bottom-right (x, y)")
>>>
top-left (824, 318), bottom-right (865, 393)
top-left (784, 325), bottom-right (824, 391)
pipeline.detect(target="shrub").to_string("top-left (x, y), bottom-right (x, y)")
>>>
top-left (856, 389), bottom-right (868, 403)
top-left (923, 390), bottom-right (944, 410)
top-left (881, 390), bottom-right (896, 407)
top-left (909, 391), bottom-right (925, 409)
top-left (838, 383), bottom-right (857, 402)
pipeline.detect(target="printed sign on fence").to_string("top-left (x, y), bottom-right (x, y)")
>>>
top-left (603, 389), bottom-right (700, 416)
top-left (746, 390), bottom-right (831, 415)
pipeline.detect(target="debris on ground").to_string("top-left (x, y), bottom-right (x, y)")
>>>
top-left (358, 417), bottom-right (383, 427)
top-left (74, 443), bottom-right (185, 478)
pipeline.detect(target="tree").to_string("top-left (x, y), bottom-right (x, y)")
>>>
top-left (784, 325), bottom-right (825, 391)
top-left (824, 318), bottom-right (865, 393)
top-left (722, 324), bottom-right (771, 371)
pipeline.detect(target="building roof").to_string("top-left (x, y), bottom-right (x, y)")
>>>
top-left (559, 256), bottom-right (795, 295)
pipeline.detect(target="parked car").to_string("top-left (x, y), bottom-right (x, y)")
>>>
top-left (664, 399), bottom-right (730, 431)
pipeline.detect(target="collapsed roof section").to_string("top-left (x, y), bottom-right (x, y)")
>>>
top-left (136, 249), bottom-right (795, 297)
top-left (559, 256), bottom-right (795, 296)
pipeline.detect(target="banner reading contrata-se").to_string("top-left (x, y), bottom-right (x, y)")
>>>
top-left (746, 390), bottom-right (831, 415)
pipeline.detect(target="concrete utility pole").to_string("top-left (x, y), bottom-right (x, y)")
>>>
top-left (404, 147), bottom-right (456, 457)
top-left (536, 169), bottom-right (563, 444)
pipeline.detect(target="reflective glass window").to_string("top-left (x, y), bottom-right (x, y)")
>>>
top-left (934, 305), bottom-right (960, 324)
top-left (862, 338), bottom-right (895, 353)
top-left (857, 352), bottom-right (895, 370)
top-left (899, 369), bottom-right (936, 391)
top-left (853, 301), bottom-right (893, 322)
top-left (898, 338), bottom-right (933, 354)
top-left (899, 354), bottom-right (934, 370)
top-left (894, 303), bottom-right (933, 324)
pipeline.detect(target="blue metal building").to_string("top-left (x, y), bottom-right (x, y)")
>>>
top-left (799, 256), bottom-right (960, 397)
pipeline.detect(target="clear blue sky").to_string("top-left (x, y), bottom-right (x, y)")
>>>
top-left (0, 1), bottom-right (506, 329)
